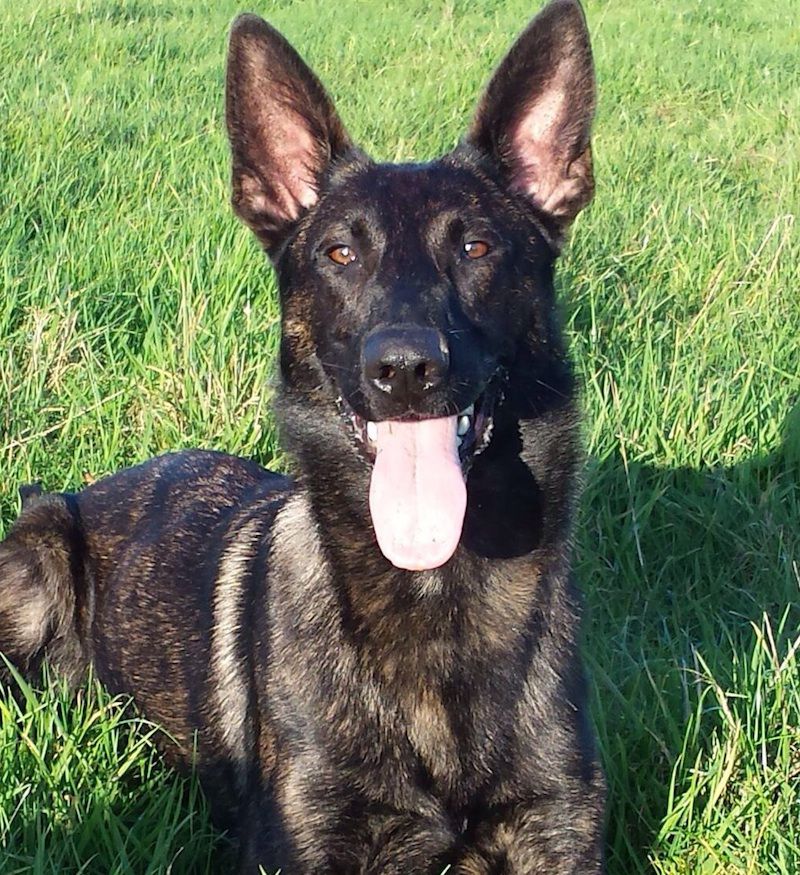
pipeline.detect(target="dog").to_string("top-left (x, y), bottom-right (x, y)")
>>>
top-left (0, 1), bottom-right (605, 871)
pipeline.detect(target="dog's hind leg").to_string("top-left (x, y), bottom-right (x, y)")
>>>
top-left (0, 493), bottom-right (90, 686)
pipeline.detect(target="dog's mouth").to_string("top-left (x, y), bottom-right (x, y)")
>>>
top-left (338, 390), bottom-right (497, 472)
top-left (335, 378), bottom-right (502, 572)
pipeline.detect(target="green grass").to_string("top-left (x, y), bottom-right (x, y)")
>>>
top-left (0, 662), bottom-right (224, 874)
top-left (1, 0), bottom-right (798, 872)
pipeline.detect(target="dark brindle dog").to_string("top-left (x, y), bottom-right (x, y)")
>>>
top-left (0, 1), bottom-right (605, 871)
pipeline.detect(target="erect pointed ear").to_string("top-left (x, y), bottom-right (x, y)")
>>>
top-left (226, 15), bottom-right (354, 253)
top-left (467, 0), bottom-right (596, 243)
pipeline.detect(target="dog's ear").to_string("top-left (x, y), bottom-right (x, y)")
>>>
top-left (468, 0), bottom-right (596, 242)
top-left (226, 15), bottom-right (353, 253)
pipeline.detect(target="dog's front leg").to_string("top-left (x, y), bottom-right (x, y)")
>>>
top-left (359, 811), bottom-right (457, 875)
top-left (234, 791), bottom-right (288, 875)
top-left (454, 795), bottom-right (605, 875)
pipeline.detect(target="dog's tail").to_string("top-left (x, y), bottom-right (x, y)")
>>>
top-left (0, 487), bottom-right (89, 686)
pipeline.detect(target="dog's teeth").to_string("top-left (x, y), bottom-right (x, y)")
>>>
top-left (457, 415), bottom-right (471, 436)
top-left (367, 421), bottom-right (377, 442)
top-left (475, 417), bottom-right (494, 456)
top-left (460, 404), bottom-right (475, 419)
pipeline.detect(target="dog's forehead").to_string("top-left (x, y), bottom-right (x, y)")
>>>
top-left (322, 160), bottom-right (493, 237)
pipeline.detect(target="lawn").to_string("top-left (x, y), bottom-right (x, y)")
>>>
top-left (1, 0), bottom-right (798, 872)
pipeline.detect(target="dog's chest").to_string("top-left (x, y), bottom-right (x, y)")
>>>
top-left (385, 639), bottom-right (502, 800)
top-left (270, 495), bottom-right (513, 797)
top-left (400, 684), bottom-right (461, 788)
top-left (391, 663), bottom-right (508, 810)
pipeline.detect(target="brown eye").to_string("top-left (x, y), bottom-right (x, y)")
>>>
top-left (327, 245), bottom-right (358, 266)
top-left (464, 240), bottom-right (490, 260)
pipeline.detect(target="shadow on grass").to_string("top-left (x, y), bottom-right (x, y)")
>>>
top-left (584, 403), bottom-right (799, 872)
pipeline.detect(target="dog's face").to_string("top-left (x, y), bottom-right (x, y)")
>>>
top-left (226, 0), bottom-right (595, 570)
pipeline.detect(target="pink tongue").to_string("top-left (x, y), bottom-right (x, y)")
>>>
top-left (369, 417), bottom-right (467, 571)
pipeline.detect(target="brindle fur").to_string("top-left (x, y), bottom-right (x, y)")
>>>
top-left (0, 2), bottom-right (605, 871)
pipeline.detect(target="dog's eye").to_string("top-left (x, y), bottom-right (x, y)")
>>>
top-left (327, 245), bottom-right (358, 266)
top-left (463, 240), bottom-right (490, 260)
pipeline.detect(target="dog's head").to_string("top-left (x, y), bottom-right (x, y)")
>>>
top-left (226, 0), bottom-right (595, 571)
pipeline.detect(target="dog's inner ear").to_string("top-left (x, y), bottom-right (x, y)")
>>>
top-left (226, 14), bottom-right (353, 252)
top-left (468, 0), bottom-right (596, 241)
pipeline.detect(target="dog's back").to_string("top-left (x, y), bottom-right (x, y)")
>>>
top-left (0, 450), bottom-right (289, 747)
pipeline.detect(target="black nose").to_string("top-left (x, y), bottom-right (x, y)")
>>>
top-left (362, 326), bottom-right (449, 406)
